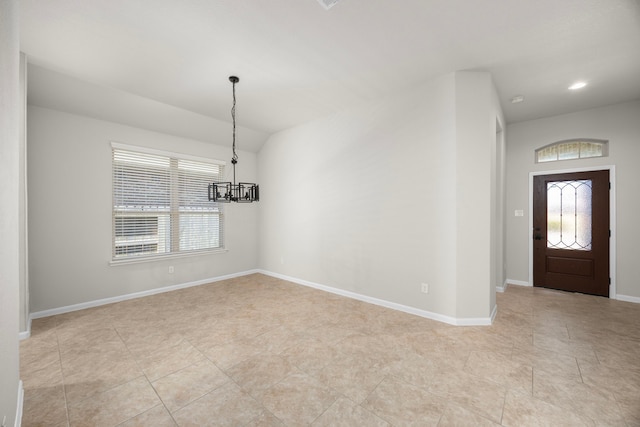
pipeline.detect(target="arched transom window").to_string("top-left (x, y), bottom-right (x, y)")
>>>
top-left (536, 139), bottom-right (608, 163)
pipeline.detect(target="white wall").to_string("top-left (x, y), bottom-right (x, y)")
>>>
top-left (454, 72), bottom-right (505, 318)
top-left (258, 71), bottom-right (504, 322)
top-left (0, 0), bottom-right (22, 424)
top-left (27, 106), bottom-right (259, 312)
top-left (505, 100), bottom-right (640, 299)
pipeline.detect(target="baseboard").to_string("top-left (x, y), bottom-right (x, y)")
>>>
top-left (505, 279), bottom-right (531, 287)
top-left (615, 294), bottom-right (640, 304)
top-left (17, 331), bottom-right (31, 340)
top-left (30, 269), bottom-right (260, 319)
top-left (258, 270), bottom-right (495, 326)
top-left (18, 316), bottom-right (32, 340)
top-left (29, 268), bottom-right (499, 326)
top-left (15, 380), bottom-right (24, 427)
top-left (496, 281), bottom-right (508, 293)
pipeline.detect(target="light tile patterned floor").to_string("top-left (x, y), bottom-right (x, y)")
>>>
top-left (20, 274), bottom-right (640, 426)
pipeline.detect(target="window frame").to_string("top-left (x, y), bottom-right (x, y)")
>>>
top-left (110, 142), bottom-right (227, 265)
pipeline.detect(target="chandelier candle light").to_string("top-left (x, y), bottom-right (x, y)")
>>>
top-left (208, 76), bottom-right (260, 203)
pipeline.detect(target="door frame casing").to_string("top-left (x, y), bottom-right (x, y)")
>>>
top-left (528, 165), bottom-right (616, 298)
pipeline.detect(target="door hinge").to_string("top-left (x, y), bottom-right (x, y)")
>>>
top-left (609, 182), bottom-right (611, 190)
top-left (609, 229), bottom-right (611, 237)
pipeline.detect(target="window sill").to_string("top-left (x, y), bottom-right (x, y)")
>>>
top-left (109, 248), bottom-right (228, 266)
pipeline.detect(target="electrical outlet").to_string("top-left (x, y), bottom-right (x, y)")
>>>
top-left (168, 266), bottom-right (174, 274)
top-left (421, 283), bottom-right (429, 294)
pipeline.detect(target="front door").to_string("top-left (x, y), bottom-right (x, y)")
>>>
top-left (533, 170), bottom-right (610, 296)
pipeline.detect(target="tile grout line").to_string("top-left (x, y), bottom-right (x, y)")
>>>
top-left (122, 325), bottom-right (242, 423)
top-left (498, 384), bottom-right (508, 426)
top-left (112, 325), bottom-right (178, 426)
top-left (310, 394), bottom-right (356, 426)
top-left (53, 323), bottom-right (71, 427)
top-left (357, 377), bottom-right (396, 427)
top-left (575, 356), bottom-right (585, 384)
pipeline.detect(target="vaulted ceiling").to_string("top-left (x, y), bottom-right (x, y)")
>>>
top-left (20, 0), bottom-right (640, 151)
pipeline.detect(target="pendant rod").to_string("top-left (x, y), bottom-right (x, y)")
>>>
top-left (230, 75), bottom-right (239, 189)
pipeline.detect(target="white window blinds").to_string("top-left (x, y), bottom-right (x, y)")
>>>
top-left (112, 144), bottom-right (224, 260)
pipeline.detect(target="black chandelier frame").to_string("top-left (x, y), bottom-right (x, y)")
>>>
top-left (208, 76), bottom-right (260, 203)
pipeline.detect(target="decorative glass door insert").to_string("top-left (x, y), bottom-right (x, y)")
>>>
top-left (546, 179), bottom-right (592, 251)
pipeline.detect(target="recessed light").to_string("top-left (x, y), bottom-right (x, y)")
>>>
top-left (511, 95), bottom-right (525, 104)
top-left (569, 81), bottom-right (587, 90)
top-left (316, 0), bottom-right (340, 10)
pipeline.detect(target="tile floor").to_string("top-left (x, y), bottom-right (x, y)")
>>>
top-left (20, 274), bottom-right (640, 426)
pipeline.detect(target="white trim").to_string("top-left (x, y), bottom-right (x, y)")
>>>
top-left (258, 270), bottom-right (495, 326)
top-left (615, 294), bottom-right (640, 304)
top-left (110, 141), bottom-right (226, 166)
top-left (18, 317), bottom-right (31, 340)
top-left (15, 380), bottom-right (24, 427)
top-left (19, 52), bottom-right (31, 345)
top-left (496, 280), bottom-right (508, 293)
top-left (506, 279), bottom-right (531, 287)
top-left (528, 166), bottom-right (616, 298)
top-left (610, 168), bottom-right (617, 298)
top-left (30, 270), bottom-right (259, 319)
top-left (28, 269), bottom-right (500, 327)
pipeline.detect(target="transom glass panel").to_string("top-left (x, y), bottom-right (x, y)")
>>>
top-left (536, 139), bottom-right (607, 163)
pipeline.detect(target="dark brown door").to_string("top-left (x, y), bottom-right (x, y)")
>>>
top-left (533, 170), bottom-right (610, 296)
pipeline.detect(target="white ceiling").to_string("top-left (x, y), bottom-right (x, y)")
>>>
top-left (20, 0), bottom-right (640, 151)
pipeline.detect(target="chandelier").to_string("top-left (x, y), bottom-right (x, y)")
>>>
top-left (208, 76), bottom-right (260, 203)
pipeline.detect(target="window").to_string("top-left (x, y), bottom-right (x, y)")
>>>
top-left (112, 143), bottom-right (225, 261)
top-left (535, 139), bottom-right (608, 163)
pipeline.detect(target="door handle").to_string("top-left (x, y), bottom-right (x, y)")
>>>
top-left (533, 227), bottom-right (542, 240)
